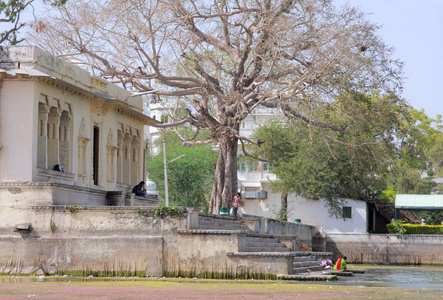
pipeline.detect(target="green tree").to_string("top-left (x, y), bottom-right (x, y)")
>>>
top-left (385, 107), bottom-right (443, 195)
top-left (148, 131), bottom-right (217, 210)
top-left (251, 92), bottom-right (403, 218)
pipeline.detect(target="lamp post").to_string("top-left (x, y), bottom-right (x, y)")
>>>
top-left (162, 136), bottom-right (185, 207)
top-left (125, 90), bottom-right (158, 101)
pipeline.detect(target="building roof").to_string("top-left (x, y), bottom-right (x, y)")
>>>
top-left (0, 46), bottom-right (161, 126)
top-left (395, 194), bottom-right (443, 210)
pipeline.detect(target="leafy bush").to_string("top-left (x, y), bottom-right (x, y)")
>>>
top-left (386, 223), bottom-right (443, 234)
top-left (64, 205), bottom-right (81, 212)
top-left (153, 205), bottom-right (184, 217)
top-left (387, 220), bottom-right (406, 234)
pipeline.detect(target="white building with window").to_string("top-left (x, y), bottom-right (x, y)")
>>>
top-left (237, 105), bottom-right (368, 233)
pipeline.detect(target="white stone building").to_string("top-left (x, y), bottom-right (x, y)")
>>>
top-left (0, 46), bottom-right (159, 206)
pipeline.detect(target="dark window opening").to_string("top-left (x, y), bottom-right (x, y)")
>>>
top-left (343, 206), bottom-right (352, 219)
top-left (93, 126), bottom-right (100, 185)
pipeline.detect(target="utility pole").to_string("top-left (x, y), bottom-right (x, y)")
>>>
top-left (162, 135), bottom-right (185, 207)
top-left (163, 136), bottom-right (169, 207)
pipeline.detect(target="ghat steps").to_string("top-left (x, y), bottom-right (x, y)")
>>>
top-left (179, 213), bottom-right (333, 279)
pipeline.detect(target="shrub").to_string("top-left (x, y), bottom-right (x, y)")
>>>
top-left (153, 205), bottom-right (184, 217)
top-left (386, 223), bottom-right (443, 234)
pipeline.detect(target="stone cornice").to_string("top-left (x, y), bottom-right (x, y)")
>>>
top-left (2, 72), bottom-right (159, 124)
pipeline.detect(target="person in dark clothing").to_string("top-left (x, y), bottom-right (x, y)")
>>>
top-left (132, 181), bottom-right (147, 197)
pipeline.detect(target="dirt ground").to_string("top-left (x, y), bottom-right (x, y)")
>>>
top-left (1, 278), bottom-right (442, 300)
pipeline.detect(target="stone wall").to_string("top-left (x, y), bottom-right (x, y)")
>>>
top-left (325, 233), bottom-right (443, 265)
top-left (0, 206), bottom-right (312, 277)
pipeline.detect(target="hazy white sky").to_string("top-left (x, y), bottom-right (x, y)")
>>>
top-left (339, 0), bottom-right (443, 119)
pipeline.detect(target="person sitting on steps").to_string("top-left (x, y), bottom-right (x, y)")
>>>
top-left (332, 256), bottom-right (347, 271)
top-left (132, 181), bottom-right (147, 197)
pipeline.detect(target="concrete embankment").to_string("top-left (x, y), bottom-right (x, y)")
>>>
top-left (0, 205), bottom-right (320, 277)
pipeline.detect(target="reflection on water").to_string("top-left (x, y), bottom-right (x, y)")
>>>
top-left (324, 266), bottom-right (443, 288)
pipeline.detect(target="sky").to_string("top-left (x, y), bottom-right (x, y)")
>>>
top-left (337, 0), bottom-right (443, 119)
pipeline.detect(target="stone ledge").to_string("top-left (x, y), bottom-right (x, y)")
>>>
top-left (198, 212), bottom-right (258, 221)
top-left (178, 229), bottom-right (248, 235)
top-left (278, 273), bottom-right (337, 281)
top-left (227, 251), bottom-right (333, 257)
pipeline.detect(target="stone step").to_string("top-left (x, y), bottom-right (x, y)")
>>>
top-left (197, 220), bottom-right (246, 230)
top-left (292, 256), bottom-right (316, 262)
top-left (244, 237), bottom-right (280, 243)
top-left (293, 261), bottom-right (321, 268)
top-left (246, 241), bottom-right (285, 248)
top-left (292, 266), bottom-right (324, 274)
top-left (279, 273), bottom-right (337, 281)
top-left (244, 247), bottom-right (291, 252)
top-left (198, 224), bottom-right (245, 230)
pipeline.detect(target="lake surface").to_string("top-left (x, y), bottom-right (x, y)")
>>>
top-left (321, 265), bottom-right (443, 289)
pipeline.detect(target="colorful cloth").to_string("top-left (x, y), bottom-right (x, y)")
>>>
top-left (332, 258), bottom-right (347, 271)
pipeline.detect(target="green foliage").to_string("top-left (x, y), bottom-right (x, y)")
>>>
top-left (153, 204), bottom-right (183, 217)
top-left (386, 223), bottom-right (443, 234)
top-left (385, 106), bottom-right (443, 194)
top-left (250, 92), bottom-right (401, 216)
top-left (418, 210), bottom-right (443, 225)
top-left (148, 131), bottom-right (217, 210)
top-left (388, 220), bottom-right (407, 234)
top-left (137, 209), bottom-right (150, 217)
top-left (378, 186), bottom-right (397, 203)
top-left (64, 205), bottom-right (81, 212)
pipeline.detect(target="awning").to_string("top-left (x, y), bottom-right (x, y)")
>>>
top-left (395, 194), bottom-right (443, 210)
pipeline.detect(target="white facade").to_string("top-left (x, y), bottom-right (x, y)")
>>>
top-left (238, 105), bottom-right (368, 233)
top-left (241, 192), bottom-right (367, 233)
top-left (0, 46), bottom-right (159, 205)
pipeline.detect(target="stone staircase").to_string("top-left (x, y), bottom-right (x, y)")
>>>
top-left (241, 236), bottom-right (290, 252)
top-left (292, 254), bottom-right (324, 274)
top-left (179, 212), bottom-right (333, 279)
top-left (197, 214), bottom-right (250, 231)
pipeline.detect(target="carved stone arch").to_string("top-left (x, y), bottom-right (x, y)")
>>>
top-left (77, 117), bottom-right (90, 186)
top-left (47, 106), bottom-right (60, 169)
top-left (107, 128), bottom-right (116, 147)
top-left (131, 134), bottom-right (140, 185)
top-left (59, 109), bottom-right (73, 172)
top-left (37, 96), bottom-right (49, 169)
top-left (122, 132), bottom-right (132, 184)
top-left (78, 118), bottom-right (88, 139)
top-left (117, 128), bottom-right (123, 183)
top-left (106, 129), bottom-right (117, 183)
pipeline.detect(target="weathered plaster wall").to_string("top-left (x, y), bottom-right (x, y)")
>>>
top-left (0, 207), bottom-right (305, 277)
top-left (326, 233), bottom-right (443, 265)
top-left (242, 193), bottom-right (367, 233)
top-left (0, 80), bottom-right (35, 182)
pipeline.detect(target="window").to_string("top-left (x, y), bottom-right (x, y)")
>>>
top-left (93, 126), bottom-right (100, 185)
top-left (343, 206), bottom-right (352, 219)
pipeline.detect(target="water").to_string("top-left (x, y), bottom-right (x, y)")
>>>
top-left (321, 265), bottom-right (443, 289)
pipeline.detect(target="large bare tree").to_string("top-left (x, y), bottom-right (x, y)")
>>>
top-left (28, 0), bottom-right (403, 213)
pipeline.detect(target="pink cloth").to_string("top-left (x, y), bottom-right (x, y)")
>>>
top-left (232, 195), bottom-right (240, 208)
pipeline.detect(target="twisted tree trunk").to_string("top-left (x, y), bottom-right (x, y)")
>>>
top-left (209, 135), bottom-right (239, 214)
